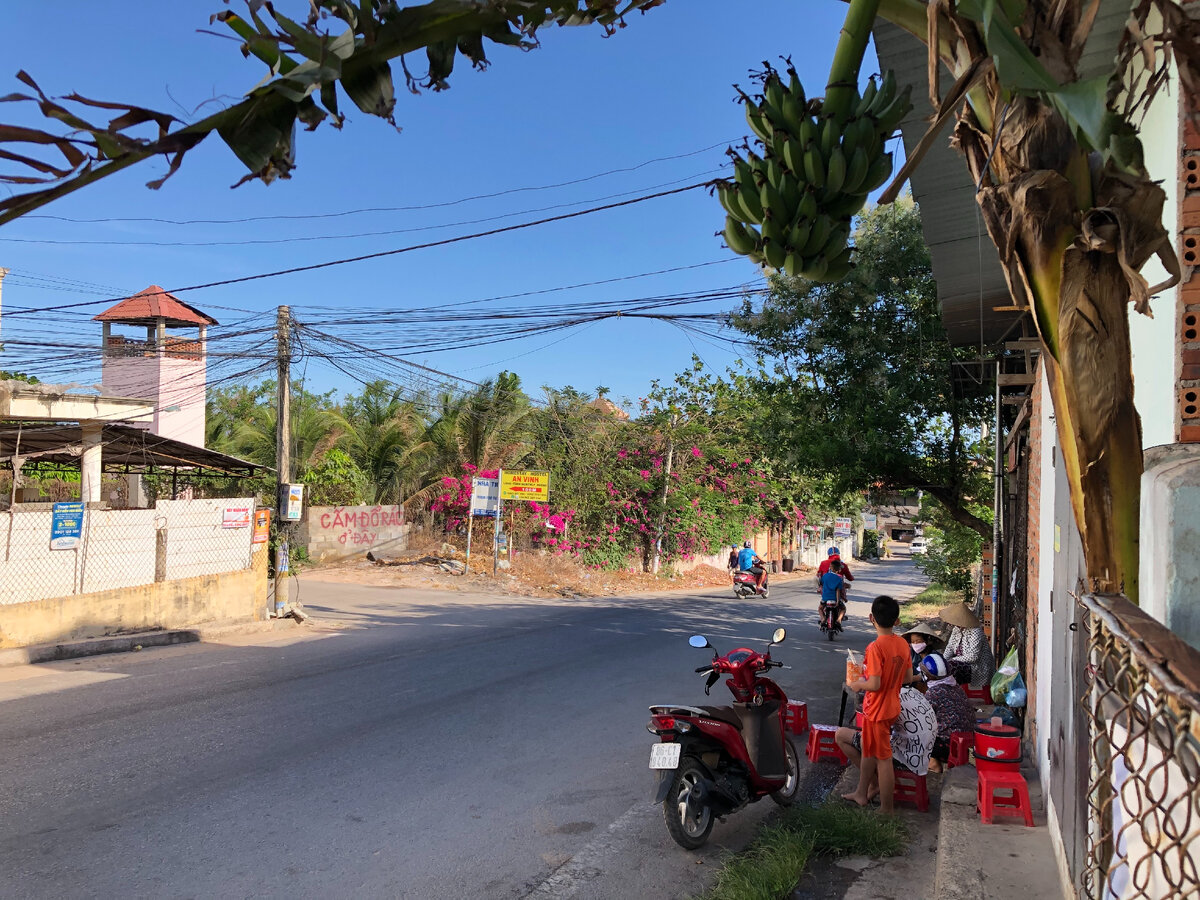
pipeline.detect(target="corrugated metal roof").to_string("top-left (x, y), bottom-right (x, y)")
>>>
top-left (872, 3), bottom-right (1128, 348)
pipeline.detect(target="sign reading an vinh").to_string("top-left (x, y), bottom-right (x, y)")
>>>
top-left (499, 470), bottom-right (549, 502)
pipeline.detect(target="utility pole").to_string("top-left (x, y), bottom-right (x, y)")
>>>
top-left (274, 305), bottom-right (292, 617)
top-left (652, 413), bottom-right (678, 575)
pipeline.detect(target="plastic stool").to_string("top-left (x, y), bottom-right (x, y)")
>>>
top-left (948, 731), bottom-right (973, 768)
top-left (893, 769), bottom-right (929, 812)
top-left (963, 685), bottom-right (993, 704)
top-left (806, 724), bottom-right (848, 764)
top-left (977, 768), bottom-right (1034, 826)
top-left (784, 700), bottom-right (809, 736)
top-left (854, 710), bottom-right (864, 729)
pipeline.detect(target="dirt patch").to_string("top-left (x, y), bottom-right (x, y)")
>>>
top-left (304, 548), bottom-right (811, 599)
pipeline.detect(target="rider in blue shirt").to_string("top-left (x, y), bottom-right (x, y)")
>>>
top-left (820, 558), bottom-right (848, 629)
top-left (737, 541), bottom-right (766, 595)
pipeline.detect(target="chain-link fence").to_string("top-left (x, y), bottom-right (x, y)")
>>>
top-left (1081, 592), bottom-right (1200, 899)
top-left (0, 498), bottom-right (257, 605)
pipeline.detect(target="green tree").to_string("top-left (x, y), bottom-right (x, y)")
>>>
top-left (340, 380), bottom-right (424, 503)
top-left (734, 199), bottom-right (993, 537)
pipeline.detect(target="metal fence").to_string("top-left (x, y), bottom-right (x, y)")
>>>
top-left (1081, 592), bottom-right (1200, 899)
top-left (0, 498), bottom-right (257, 605)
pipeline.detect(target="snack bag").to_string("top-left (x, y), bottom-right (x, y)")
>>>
top-left (846, 649), bottom-right (863, 686)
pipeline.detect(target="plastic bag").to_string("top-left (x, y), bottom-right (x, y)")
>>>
top-left (846, 649), bottom-right (863, 686)
top-left (990, 647), bottom-right (1022, 704)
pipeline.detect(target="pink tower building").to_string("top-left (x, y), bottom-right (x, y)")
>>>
top-left (95, 286), bottom-right (216, 448)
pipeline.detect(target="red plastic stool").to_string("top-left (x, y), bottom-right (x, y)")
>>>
top-left (947, 731), bottom-right (973, 768)
top-left (963, 685), bottom-right (993, 704)
top-left (806, 724), bottom-right (848, 764)
top-left (977, 768), bottom-right (1034, 826)
top-left (784, 700), bottom-right (809, 736)
top-left (893, 769), bottom-right (930, 812)
top-left (854, 710), bottom-right (864, 729)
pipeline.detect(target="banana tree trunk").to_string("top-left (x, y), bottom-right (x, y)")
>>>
top-left (950, 95), bottom-right (1176, 604)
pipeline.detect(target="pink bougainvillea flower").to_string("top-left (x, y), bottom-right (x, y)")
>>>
top-left (640, 470), bottom-right (650, 479)
top-left (690, 446), bottom-right (701, 458)
top-left (617, 449), bottom-right (628, 460)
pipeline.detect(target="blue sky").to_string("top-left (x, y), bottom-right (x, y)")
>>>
top-left (0, 1), bottom-right (869, 410)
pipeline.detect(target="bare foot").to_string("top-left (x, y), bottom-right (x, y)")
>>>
top-left (841, 791), bottom-right (868, 808)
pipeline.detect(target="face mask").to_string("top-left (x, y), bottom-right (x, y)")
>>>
top-left (911, 641), bottom-right (927, 654)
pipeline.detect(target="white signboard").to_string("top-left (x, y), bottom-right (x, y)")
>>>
top-left (862, 513), bottom-right (877, 530)
top-left (833, 517), bottom-right (853, 537)
top-left (284, 483), bottom-right (304, 521)
top-left (471, 477), bottom-right (499, 518)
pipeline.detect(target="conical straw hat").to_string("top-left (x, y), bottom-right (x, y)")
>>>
top-left (938, 602), bottom-right (980, 628)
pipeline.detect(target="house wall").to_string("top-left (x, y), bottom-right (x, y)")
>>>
top-left (1127, 13), bottom-right (1183, 449)
top-left (100, 345), bottom-right (206, 447)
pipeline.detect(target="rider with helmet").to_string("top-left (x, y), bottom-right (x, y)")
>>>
top-left (737, 541), bottom-right (767, 596)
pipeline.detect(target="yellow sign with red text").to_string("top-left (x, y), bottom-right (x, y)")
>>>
top-left (499, 469), bottom-right (550, 502)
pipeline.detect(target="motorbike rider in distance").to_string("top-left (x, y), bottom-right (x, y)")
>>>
top-left (817, 546), bottom-right (855, 587)
top-left (820, 558), bottom-right (849, 628)
top-left (737, 541), bottom-right (767, 596)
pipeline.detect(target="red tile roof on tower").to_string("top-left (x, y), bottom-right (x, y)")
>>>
top-left (93, 286), bottom-right (218, 326)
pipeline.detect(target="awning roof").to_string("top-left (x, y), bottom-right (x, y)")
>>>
top-left (872, 4), bottom-right (1129, 347)
top-left (0, 422), bottom-right (266, 478)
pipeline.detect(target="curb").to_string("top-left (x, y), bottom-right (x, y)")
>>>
top-left (933, 766), bottom-right (983, 899)
top-left (0, 617), bottom-right (301, 668)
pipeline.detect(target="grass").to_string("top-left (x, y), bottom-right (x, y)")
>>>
top-left (896, 582), bottom-right (958, 628)
top-left (700, 802), bottom-right (909, 900)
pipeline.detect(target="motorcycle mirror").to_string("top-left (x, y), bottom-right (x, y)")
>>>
top-left (688, 635), bottom-right (711, 649)
top-left (770, 627), bottom-right (787, 645)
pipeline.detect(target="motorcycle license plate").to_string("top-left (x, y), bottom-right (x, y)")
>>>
top-left (649, 743), bottom-right (681, 770)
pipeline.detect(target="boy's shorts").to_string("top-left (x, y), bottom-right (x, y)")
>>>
top-left (860, 716), bottom-right (898, 760)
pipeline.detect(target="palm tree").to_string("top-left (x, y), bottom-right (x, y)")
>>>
top-left (340, 380), bottom-right (424, 503)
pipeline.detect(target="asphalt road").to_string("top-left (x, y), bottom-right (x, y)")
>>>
top-left (0, 558), bottom-right (925, 899)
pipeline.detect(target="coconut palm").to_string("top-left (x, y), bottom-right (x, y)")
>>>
top-left (340, 380), bottom-right (425, 503)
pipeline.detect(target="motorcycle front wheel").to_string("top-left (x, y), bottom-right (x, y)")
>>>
top-left (770, 739), bottom-right (801, 807)
top-left (664, 759), bottom-right (714, 850)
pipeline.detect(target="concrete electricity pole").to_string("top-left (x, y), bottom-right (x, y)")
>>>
top-left (651, 413), bottom-right (678, 575)
top-left (274, 305), bottom-right (292, 616)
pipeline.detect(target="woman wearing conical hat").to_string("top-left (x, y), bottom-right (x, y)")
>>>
top-left (938, 603), bottom-right (995, 689)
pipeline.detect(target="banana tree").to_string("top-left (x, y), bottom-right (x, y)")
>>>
top-left (719, 0), bottom-right (1198, 603)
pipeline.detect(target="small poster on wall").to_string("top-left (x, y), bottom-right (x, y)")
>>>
top-left (223, 507), bottom-right (251, 529)
top-left (50, 501), bottom-right (84, 550)
top-left (252, 509), bottom-right (271, 544)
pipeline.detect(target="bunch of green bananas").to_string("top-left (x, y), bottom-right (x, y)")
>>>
top-left (716, 64), bottom-right (911, 281)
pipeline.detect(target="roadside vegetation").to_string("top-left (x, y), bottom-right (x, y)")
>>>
top-left (898, 583), bottom-right (959, 628)
top-left (700, 802), bottom-right (908, 900)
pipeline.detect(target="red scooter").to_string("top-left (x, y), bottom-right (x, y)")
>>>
top-left (647, 629), bottom-right (799, 849)
top-left (732, 563), bottom-right (769, 599)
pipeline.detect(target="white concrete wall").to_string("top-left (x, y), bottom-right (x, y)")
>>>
top-left (1035, 372), bottom-right (1056, 793)
top-left (1127, 14), bottom-right (1181, 449)
top-left (155, 356), bottom-right (206, 447)
top-left (0, 498), bottom-right (254, 605)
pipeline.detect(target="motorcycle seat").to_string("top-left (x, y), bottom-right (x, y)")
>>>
top-left (697, 705), bottom-right (744, 731)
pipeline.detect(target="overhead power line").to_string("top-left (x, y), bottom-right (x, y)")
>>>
top-left (3, 181), bottom-right (714, 318)
top-left (17, 139), bottom-right (741, 226)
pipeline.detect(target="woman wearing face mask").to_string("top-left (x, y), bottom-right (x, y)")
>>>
top-left (901, 622), bottom-right (942, 671)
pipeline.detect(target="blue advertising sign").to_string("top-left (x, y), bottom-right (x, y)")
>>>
top-left (51, 501), bottom-right (84, 550)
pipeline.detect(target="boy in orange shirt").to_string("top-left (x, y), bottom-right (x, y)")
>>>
top-left (842, 595), bottom-right (915, 814)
